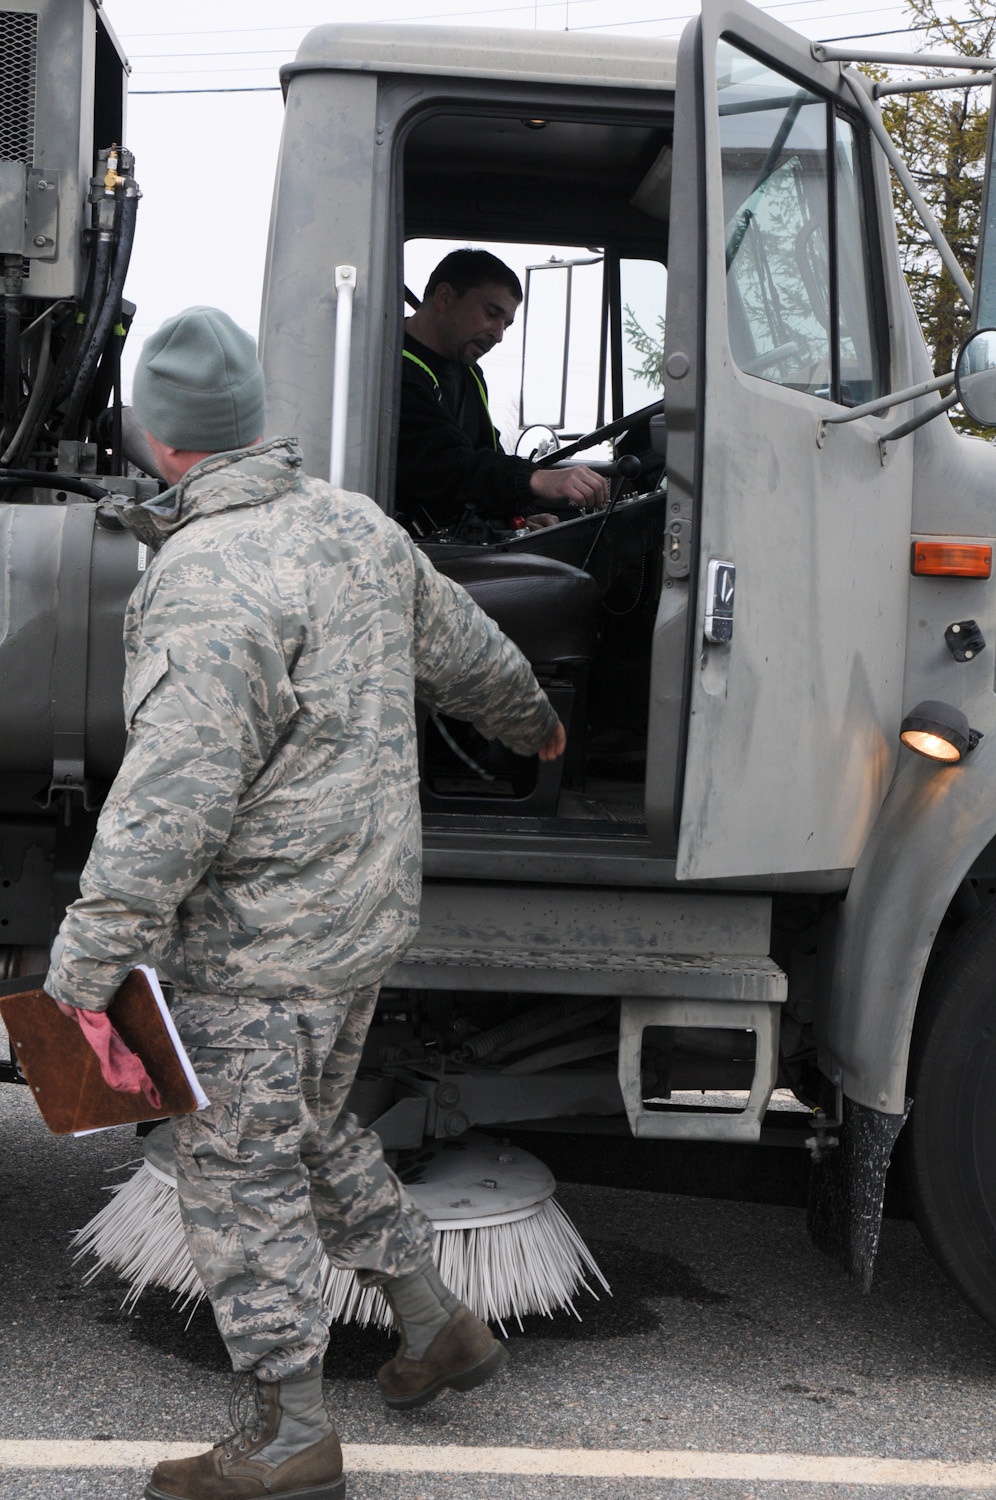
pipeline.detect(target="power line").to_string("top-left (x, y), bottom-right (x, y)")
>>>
top-left (120, 2), bottom-right (982, 78)
top-left (118, 0), bottom-right (919, 55)
top-left (129, 50), bottom-right (296, 63)
top-left (120, 0), bottom-right (596, 45)
top-left (130, 86), bottom-right (281, 96)
top-left (563, 0), bottom-right (909, 31)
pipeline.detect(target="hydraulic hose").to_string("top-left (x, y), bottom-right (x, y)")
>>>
top-left (1, 309), bottom-right (51, 466)
top-left (63, 190), bottom-right (139, 439)
top-left (3, 293), bottom-right (21, 450)
top-left (0, 468), bottom-right (110, 500)
top-left (7, 257), bottom-right (107, 467)
top-left (2, 254), bottom-right (24, 451)
top-left (54, 229), bottom-right (111, 405)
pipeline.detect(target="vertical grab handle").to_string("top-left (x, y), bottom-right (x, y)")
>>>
top-left (329, 265), bottom-right (357, 488)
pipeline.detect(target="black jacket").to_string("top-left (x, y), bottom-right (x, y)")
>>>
top-left (396, 332), bottom-right (539, 535)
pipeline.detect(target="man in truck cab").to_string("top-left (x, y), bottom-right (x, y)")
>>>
top-left (44, 305), bottom-right (566, 1500)
top-left (397, 247), bottom-right (609, 537)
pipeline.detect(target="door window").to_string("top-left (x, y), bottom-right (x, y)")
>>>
top-left (718, 40), bottom-right (882, 404)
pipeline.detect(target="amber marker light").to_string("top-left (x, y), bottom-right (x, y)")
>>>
top-left (900, 700), bottom-right (982, 762)
top-left (911, 542), bottom-right (993, 578)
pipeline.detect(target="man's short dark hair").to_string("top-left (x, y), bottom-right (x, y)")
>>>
top-left (424, 249), bottom-right (522, 302)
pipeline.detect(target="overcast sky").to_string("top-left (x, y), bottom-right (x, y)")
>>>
top-left (113, 0), bottom-right (924, 395)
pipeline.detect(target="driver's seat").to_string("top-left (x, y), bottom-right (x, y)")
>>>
top-left (419, 548), bottom-right (601, 816)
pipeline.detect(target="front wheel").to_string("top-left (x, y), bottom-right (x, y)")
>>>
top-left (906, 897), bottom-right (996, 1329)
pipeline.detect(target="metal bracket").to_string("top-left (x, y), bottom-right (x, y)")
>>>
top-left (618, 994), bottom-right (784, 1143)
top-left (664, 513), bottom-right (691, 578)
top-left (24, 170), bottom-right (59, 260)
top-left (42, 504), bottom-right (96, 811)
top-left (804, 1073), bottom-right (844, 1161)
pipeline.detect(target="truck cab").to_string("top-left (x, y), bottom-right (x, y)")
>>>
top-left (264, 6), bottom-right (919, 884)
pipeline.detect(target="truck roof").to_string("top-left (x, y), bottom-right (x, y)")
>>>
top-left (281, 22), bottom-right (681, 92)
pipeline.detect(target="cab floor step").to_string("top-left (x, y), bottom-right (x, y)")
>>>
top-left (387, 946), bottom-right (787, 1000)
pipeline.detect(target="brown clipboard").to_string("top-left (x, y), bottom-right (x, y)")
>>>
top-left (0, 967), bottom-right (204, 1135)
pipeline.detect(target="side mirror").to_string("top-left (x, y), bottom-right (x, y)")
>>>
top-left (955, 328), bottom-right (996, 427)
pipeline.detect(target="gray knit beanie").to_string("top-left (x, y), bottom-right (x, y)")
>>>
top-left (131, 305), bottom-right (266, 451)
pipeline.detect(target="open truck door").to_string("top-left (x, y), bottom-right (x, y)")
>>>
top-left (653, 0), bottom-right (913, 881)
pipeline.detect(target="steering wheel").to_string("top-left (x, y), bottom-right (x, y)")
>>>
top-left (532, 399), bottom-right (665, 480)
top-left (531, 399), bottom-right (666, 502)
top-left (515, 424), bottom-right (561, 461)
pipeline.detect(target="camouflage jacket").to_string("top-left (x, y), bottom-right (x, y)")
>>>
top-left (45, 438), bottom-right (559, 1012)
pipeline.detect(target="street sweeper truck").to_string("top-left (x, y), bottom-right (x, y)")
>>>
top-left (5, 0), bottom-right (996, 1329)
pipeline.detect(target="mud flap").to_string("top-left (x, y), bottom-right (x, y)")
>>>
top-left (807, 1094), bottom-right (911, 1291)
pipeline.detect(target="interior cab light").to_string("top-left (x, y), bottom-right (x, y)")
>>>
top-left (911, 542), bottom-right (993, 578)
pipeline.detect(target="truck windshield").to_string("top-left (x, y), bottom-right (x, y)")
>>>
top-left (718, 40), bottom-right (882, 406)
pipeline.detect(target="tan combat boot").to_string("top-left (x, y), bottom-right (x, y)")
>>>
top-left (377, 1260), bottom-right (508, 1411)
top-left (144, 1365), bottom-right (344, 1500)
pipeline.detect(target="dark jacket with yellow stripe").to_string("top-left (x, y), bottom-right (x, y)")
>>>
top-left (397, 332), bottom-right (540, 535)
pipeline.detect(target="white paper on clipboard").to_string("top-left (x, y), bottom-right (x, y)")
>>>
top-left (135, 964), bottom-right (209, 1112)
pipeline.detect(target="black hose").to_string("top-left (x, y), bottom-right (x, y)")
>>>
top-left (2, 290), bottom-right (21, 449)
top-left (54, 229), bottom-right (111, 405)
top-left (63, 193), bottom-right (139, 438)
top-left (110, 327), bottom-right (123, 472)
top-left (7, 259), bottom-right (107, 467)
top-left (0, 468), bottom-right (110, 500)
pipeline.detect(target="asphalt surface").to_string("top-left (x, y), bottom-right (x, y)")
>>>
top-left (3, 1075), bottom-right (996, 1500)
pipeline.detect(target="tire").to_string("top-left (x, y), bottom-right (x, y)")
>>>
top-left (906, 896), bottom-right (996, 1329)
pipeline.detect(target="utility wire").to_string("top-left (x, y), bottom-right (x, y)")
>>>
top-left (121, 0), bottom-right (599, 47)
top-left (120, 0), bottom-right (925, 54)
top-left (121, 0), bottom-right (607, 39)
top-left (130, 86), bottom-right (281, 95)
top-left (121, 1), bottom-right (979, 81)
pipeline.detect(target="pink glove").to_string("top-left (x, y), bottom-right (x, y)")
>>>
top-left (73, 1009), bottom-right (162, 1109)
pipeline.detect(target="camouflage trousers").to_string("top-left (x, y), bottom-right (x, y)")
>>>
top-left (169, 982), bottom-right (435, 1381)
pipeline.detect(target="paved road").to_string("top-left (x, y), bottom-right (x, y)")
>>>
top-left (2, 1077), bottom-right (996, 1500)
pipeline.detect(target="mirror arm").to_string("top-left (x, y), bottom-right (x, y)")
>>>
top-left (873, 73), bottom-right (995, 100)
top-left (842, 68), bottom-right (974, 312)
top-left (877, 388), bottom-right (960, 445)
top-left (813, 43), bottom-right (996, 68)
top-left (822, 371), bottom-right (954, 426)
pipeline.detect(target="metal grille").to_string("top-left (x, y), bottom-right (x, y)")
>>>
top-left (0, 12), bottom-right (37, 165)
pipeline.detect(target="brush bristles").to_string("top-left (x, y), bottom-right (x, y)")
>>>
top-left (72, 1158), bottom-right (201, 1317)
top-left (72, 1162), bottom-right (609, 1334)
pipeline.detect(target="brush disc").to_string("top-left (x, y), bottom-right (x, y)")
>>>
top-left (72, 1125), bottom-right (608, 1331)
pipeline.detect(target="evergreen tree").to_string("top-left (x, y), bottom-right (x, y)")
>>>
top-left (624, 0), bottom-right (995, 411)
top-left (878, 0), bottom-right (994, 378)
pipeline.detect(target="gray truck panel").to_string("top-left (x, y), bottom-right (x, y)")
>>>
top-left (284, 23), bottom-right (679, 93)
top-left (259, 70), bottom-right (382, 486)
top-left (825, 733), bottom-right (996, 1113)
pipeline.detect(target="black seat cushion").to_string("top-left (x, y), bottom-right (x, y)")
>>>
top-left (428, 550), bottom-right (600, 664)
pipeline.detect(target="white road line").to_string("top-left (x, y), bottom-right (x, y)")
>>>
top-left (1, 1442), bottom-right (996, 1487)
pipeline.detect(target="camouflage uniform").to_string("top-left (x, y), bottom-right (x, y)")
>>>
top-left (46, 436), bottom-right (559, 1377)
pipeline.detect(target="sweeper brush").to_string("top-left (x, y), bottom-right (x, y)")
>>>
top-left (72, 1126), bottom-right (609, 1334)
